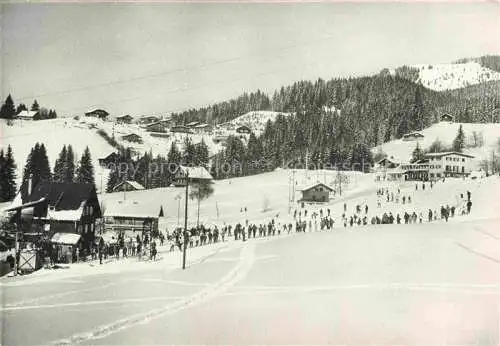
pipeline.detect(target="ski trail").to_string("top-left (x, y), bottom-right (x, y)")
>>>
top-left (48, 242), bottom-right (256, 346)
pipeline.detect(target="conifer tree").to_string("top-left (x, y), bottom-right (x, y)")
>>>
top-left (0, 94), bottom-right (16, 120)
top-left (1, 146), bottom-right (17, 201)
top-left (411, 142), bottom-right (424, 163)
top-left (452, 124), bottom-right (465, 152)
top-left (76, 147), bottom-right (95, 185)
top-left (53, 145), bottom-right (68, 182)
top-left (15, 103), bottom-right (27, 114)
top-left (0, 150), bottom-right (4, 200)
top-left (21, 143), bottom-right (51, 195)
top-left (31, 99), bottom-right (40, 111)
top-left (65, 145), bottom-right (76, 183)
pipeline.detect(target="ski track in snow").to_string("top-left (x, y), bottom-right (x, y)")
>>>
top-left (47, 242), bottom-right (256, 345)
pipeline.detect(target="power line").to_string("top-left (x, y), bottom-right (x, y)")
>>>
top-left (13, 31), bottom-right (341, 103)
top-left (51, 45), bottom-right (343, 116)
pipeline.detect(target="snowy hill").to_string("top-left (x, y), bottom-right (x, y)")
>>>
top-left (0, 118), bottom-right (116, 191)
top-left (374, 122), bottom-right (500, 166)
top-left (410, 62), bottom-right (500, 91)
top-left (0, 116), bottom-right (227, 192)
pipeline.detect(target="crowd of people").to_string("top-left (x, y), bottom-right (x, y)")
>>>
top-left (93, 179), bottom-right (476, 264)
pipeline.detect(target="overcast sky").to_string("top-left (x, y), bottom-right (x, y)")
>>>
top-left (2, 2), bottom-right (499, 117)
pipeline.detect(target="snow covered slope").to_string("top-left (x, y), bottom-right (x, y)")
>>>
top-left (374, 122), bottom-right (500, 165)
top-left (0, 116), bottom-right (225, 192)
top-left (0, 118), bottom-right (116, 189)
top-left (412, 62), bottom-right (500, 91)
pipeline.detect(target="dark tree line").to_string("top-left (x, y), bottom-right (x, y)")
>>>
top-left (0, 95), bottom-right (57, 120)
top-left (105, 139), bottom-right (210, 192)
top-left (170, 90), bottom-right (271, 126)
top-left (21, 143), bottom-right (96, 197)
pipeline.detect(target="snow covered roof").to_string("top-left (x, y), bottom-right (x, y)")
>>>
top-left (113, 180), bottom-right (145, 191)
top-left (177, 165), bottom-right (213, 180)
top-left (103, 196), bottom-right (164, 219)
top-left (195, 123), bottom-right (210, 128)
top-left (299, 182), bottom-right (334, 192)
top-left (186, 121), bottom-right (200, 127)
top-left (403, 132), bottom-right (424, 138)
top-left (424, 151), bottom-right (475, 158)
top-left (16, 110), bottom-right (38, 119)
top-left (46, 202), bottom-right (85, 221)
top-left (3, 197), bottom-right (46, 212)
top-left (51, 232), bottom-right (81, 245)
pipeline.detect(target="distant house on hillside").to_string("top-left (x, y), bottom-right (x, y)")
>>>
top-left (440, 113), bottom-right (454, 122)
top-left (171, 125), bottom-right (193, 134)
top-left (236, 125), bottom-right (252, 134)
top-left (194, 123), bottom-right (212, 134)
top-left (121, 133), bottom-right (142, 143)
top-left (112, 180), bottom-right (145, 192)
top-left (85, 109), bottom-right (109, 120)
top-left (173, 165), bottom-right (213, 187)
top-left (402, 132), bottom-right (424, 141)
top-left (186, 121), bottom-right (200, 128)
top-left (138, 115), bottom-right (160, 125)
top-left (98, 152), bottom-right (120, 167)
top-left (375, 157), bottom-right (400, 170)
top-left (299, 183), bottom-right (333, 203)
top-left (15, 110), bottom-right (38, 120)
top-left (116, 114), bottom-right (133, 124)
top-left (145, 120), bottom-right (170, 133)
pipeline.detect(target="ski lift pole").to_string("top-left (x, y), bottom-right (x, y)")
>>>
top-left (182, 170), bottom-right (189, 270)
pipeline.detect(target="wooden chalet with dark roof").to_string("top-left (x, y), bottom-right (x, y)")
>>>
top-left (5, 182), bottom-right (102, 251)
top-left (85, 109), bottom-right (109, 120)
top-left (98, 152), bottom-right (120, 167)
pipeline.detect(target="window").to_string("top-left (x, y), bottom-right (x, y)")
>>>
top-left (462, 158), bottom-right (465, 162)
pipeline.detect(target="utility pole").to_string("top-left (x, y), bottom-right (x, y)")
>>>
top-left (14, 210), bottom-right (20, 276)
top-left (182, 170), bottom-right (189, 270)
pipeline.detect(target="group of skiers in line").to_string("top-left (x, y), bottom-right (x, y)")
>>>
top-left (96, 231), bottom-right (160, 264)
top-left (340, 189), bottom-right (473, 229)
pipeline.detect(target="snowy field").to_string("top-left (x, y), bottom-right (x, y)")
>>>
top-left (408, 61), bottom-right (500, 91)
top-left (2, 172), bottom-right (500, 345)
top-left (374, 121), bottom-right (500, 164)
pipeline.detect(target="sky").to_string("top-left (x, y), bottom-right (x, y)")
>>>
top-left (2, 2), bottom-right (500, 117)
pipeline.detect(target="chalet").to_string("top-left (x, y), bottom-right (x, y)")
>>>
top-left (139, 115), bottom-right (160, 125)
top-left (145, 120), bottom-right (170, 133)
top-left (98, 152), bottom-right (120, 167)
top-left (236, 125), bottom-right (252, 134)
top-left (121, 133), bottom-right (142, 143)
top-left (116, 114), bottom-right (133, 124)
top-left (174, 165), bottom-right (213, 187)
top-left (103, 196), bottom-right (164, 238)
top-left (402, 132), bottom-right (424, 141)
top-left (396, 151), bottom-right (475, 181)
top-left (440, 113), bottom-right (454, 122)
top-left (4, 182), bottom-right (102, 262)
top-left (194, 123), bottom-right (212, 134)
top-left (85, 109), bottom-right (109, 120)
top-left (299, 183), bottom-right (333, 203)
top-left (15, 110), bottom-right (38, 120)
top-left (171, 125), bottom-right (193, 134)
top-left (112, 180), bottom-right (145, 192)
top-left (375, 157), bottom-right (400, 170)
top-left (423, 151), bottom-right (475, 178)
top-left (186, 121), bottom-right (200, 128)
